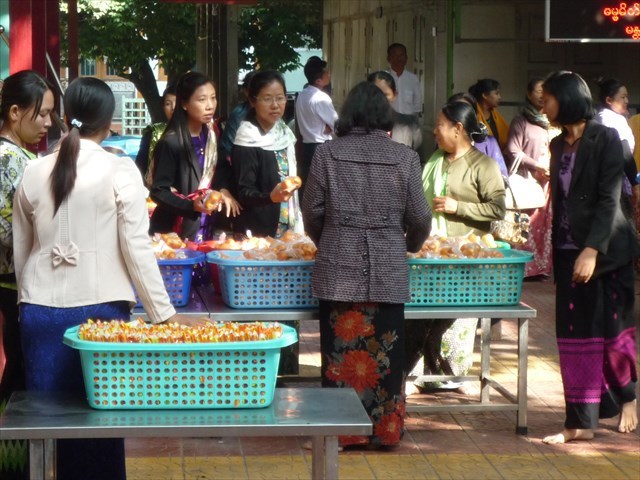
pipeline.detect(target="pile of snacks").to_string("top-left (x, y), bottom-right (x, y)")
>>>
top-left (78, 318), bottom-right (283, 343)
top-left (409, 234), bottom-right (504, 260)
top-left (210, 233), bottom-right (272, 251)
top-left (241, 230), bottom-right (317, 261)
top-left (151, 232), bottom-right (187, 259)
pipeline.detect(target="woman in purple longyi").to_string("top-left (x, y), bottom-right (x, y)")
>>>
top-left (541, 71), bottom-right (639, 444)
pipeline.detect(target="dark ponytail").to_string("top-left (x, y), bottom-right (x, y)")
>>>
top-left (441, 101), bottom-right (487, 143)
top-left (51, 77), bottom-right (115, 215)
top-left (468, 78), bottom-right (500, 102)
top-left (595, 77), bottom-right (624, 108)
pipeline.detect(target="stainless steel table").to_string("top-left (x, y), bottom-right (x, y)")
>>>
top-left (0, 388), bottom-right (372, 480)
top-left (190, 288), bottom-right (536, 434)
top-left (131, 287), bottom-right (210, 321)
top-left (404, 303), bottom-right (536, 435)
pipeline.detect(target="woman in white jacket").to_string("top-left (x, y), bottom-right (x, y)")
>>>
top-left (13, 77), bottom-right (204, 480)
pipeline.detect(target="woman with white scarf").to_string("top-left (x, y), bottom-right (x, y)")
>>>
top-left (231, 70), bottom-right (303, 238)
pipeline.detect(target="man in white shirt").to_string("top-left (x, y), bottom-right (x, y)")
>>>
top-left (387, 43), bottom-right (423, 119)
top-left (295, 57), bottom-right (339, 200)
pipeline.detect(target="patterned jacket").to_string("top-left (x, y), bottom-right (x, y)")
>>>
top-left (302, 128), bottom-right (432, 303)
top-left (0, 138), bottom-right (34, 284)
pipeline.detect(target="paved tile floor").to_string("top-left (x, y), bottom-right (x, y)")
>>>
top-left (125, 277), bottom-right (640, 479)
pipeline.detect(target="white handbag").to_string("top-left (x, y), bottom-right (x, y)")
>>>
top-left (504, 153), bottom-right (546, 210)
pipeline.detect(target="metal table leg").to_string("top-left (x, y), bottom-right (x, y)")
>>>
top-left (311, 435), bottom-right (339, 479)
top-left (480, 317), bottom-right (491, 403)
top-left (516, 317), bottom-right (529, 435)
top-left (29, 438), bottom-right (56, 480)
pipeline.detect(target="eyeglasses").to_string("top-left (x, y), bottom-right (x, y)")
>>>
top-left (255, 96), bottom-right (287, 106)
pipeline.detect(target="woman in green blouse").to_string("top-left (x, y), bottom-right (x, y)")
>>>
top-left (406, 100), bottom-right (506, 395)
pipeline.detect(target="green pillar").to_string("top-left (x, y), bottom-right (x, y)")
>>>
top-left (0, 0), bottom-right (9, 79)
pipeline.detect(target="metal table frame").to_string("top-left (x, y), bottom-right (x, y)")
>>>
top-left (404, 305), bottom-right (534, 435)
top-left (135, 290), bottom-right (536, 434)
top-left (0, 388), bottom-right (372, 480)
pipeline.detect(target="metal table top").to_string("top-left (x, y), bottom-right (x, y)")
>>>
top-left (196, 286), bottom-right (537, 321)
top-left (0, 388), bottom-right (372, 440)
top-left (131, 288), bottom-right (210, 322)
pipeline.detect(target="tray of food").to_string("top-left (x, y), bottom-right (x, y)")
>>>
top-left (132, 233), bottom-right (205, 308)
top-left (206, 232), bottom-right (318, 309)
top-left (63, 320), bottom-right (298, 410)
top-left (406, 235), bottom-right (532, 306)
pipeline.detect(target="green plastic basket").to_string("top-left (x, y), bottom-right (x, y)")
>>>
top-left (407, 250), bottom-right (532, 306)
top-left (63, 323), bottom-right (298, 410)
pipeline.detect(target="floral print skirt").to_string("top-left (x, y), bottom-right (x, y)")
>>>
top-left (319, 300), bottom-right (405, 447)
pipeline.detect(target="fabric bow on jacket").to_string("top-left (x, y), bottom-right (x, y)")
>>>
top-left (51, 242), bottom-right (79, 267)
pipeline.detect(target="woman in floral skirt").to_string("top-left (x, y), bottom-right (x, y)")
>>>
top-left (302, 81), bottom-right (432, 448)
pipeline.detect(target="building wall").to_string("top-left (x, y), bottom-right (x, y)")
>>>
top-left (323, 0), bottom-right (640, 153)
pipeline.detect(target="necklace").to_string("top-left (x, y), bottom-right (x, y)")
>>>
top-left (565, 136), bottom-right (582, 147)
top-left (0, 130), bottom-right (24, 148)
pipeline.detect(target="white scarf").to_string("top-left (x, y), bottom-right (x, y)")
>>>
top-left (235, 119), bottom-right (304, 233)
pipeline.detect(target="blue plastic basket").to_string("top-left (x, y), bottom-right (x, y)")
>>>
top-left (134, 250), bottom-right (205, 308)
top-left (407, 250), bottom-right (532, 306)
top-left (63, 323), bottom-right (298, 410)
top-left (207, 251), bottom-right (318, 309)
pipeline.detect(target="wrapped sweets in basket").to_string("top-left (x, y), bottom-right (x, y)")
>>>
top-left (63, 319), bottom-right (298, 409)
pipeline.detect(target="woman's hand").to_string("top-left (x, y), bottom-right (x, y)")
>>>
top-left (572, 247), bottom-right (598, 283)
top-left (162, 314), bottom-right (210, 327)
top-left (219, 188), bottom-right (242, 217)
top-left (532, 164), bottom-right (550, 183)
top-left (432, 196), bottom-right (458, 214)
top-left (192, 191), bottom-right (214, 214)
top-left (270, 182), bottom-right (293, 203)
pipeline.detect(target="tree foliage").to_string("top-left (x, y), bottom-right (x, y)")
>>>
top-left (60, 0), bottom-right (323, 122)
top-left (238, 0), bottom-right (323, 72)
top-left (62, 0), bottom-right (197, 122)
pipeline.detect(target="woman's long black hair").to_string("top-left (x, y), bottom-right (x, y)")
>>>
top-left (51, 77), bottom-right (115, 215)
top-left (0, 70), bottom-right (54, 126)
top-left (161, 71), bottom-right (216, 166)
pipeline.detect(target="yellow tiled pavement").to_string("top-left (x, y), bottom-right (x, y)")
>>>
top-left (542, 452), bottom-right (634, 480)
top-left (365, 453), bottom-right (437, 479)
top-left (183, 456), bottom-right (247, 479)
top-left (127, 452), bottom-right (640, 480)
top-left (126, 457), bottom-right (184, 480)
top-left (426, 454), bottom-right (500, 479)
top-left (245, 455), bottom-right (312, 479)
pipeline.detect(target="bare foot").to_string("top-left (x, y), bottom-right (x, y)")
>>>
top-left (542, 428), bottom-right (594, 444)
top-left (618, 399), bottom-right (638, 433)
